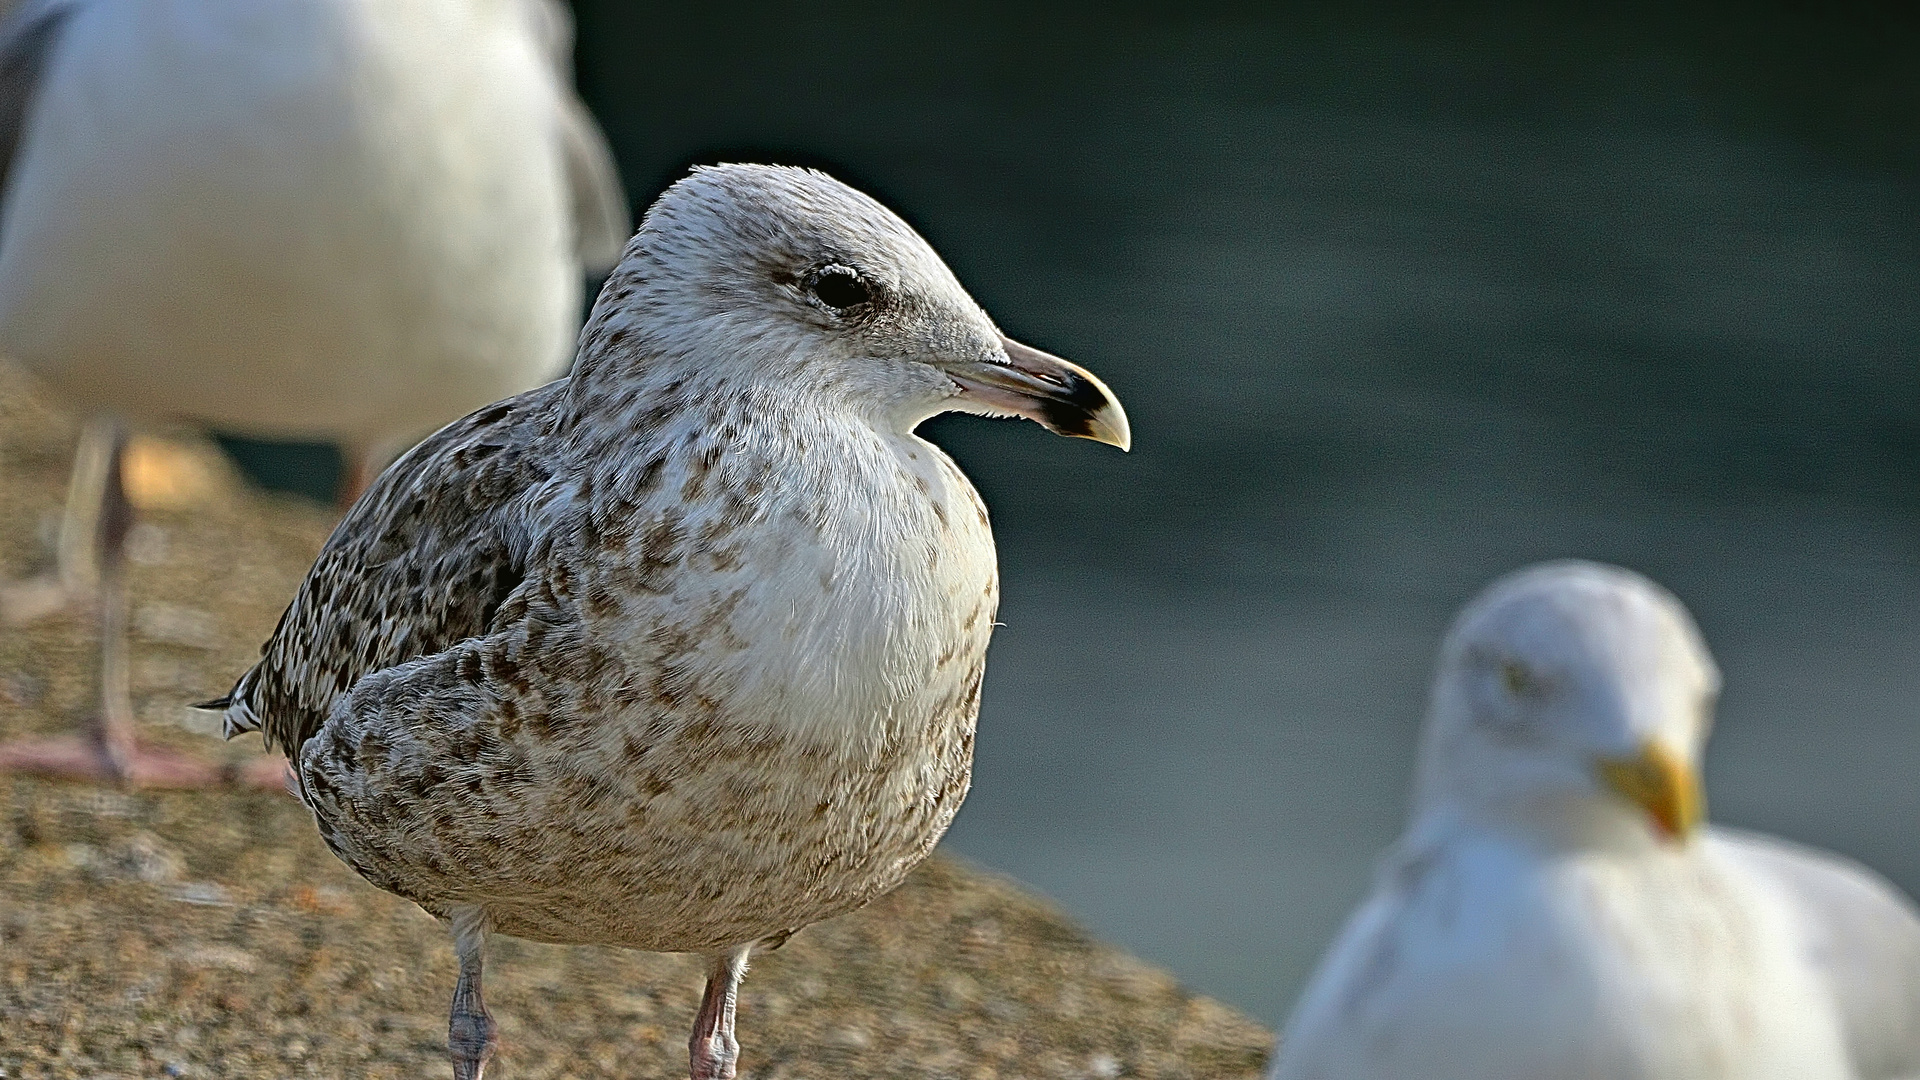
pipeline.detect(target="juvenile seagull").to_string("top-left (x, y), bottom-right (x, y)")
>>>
top-left (1272, 561), bottom-right (1920, 1080)
top-left (0, 0), bottom-right (627, 786)
top-left (210, 164), bottom-right (1130, 1080)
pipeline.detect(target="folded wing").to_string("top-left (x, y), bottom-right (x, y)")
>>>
top-left (213, 384), bottom-right (563, 759)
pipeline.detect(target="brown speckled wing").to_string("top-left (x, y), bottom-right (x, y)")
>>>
top-left (218, 384), bottom-right (562, 759)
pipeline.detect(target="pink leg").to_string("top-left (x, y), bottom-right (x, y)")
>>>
top-left (448, 908), bottom-right (500, 1080)
top-left (0, 418), bottom-right (289, 791)
top-left (689, 946), bottom-right (752, 1080)
top-left (0, 414), bottom-right (114, 625)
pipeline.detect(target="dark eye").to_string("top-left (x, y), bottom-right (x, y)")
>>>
top-left (809, 265), bottom-right (870, 310)
top-left (1501, 660), bottom-right (1535, 698)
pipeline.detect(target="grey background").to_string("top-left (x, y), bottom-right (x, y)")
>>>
top-left (563, 3), bottom-right (1918, 1027)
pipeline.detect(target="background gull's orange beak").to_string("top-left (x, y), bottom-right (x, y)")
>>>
top-left (1596, 740), bottom-right (1704, 841)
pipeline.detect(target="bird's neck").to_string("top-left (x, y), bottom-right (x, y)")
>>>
top-left (563, 358), bottom-right (804, 434)
top-left (1408, 794), bottom-right (1673, 859)
top-left (551, 364), bottom-right (997, 758)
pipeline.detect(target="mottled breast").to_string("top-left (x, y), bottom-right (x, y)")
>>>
top-left (295, 392), bottom-right (1001, 951)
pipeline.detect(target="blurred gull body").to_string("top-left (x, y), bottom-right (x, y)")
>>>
top-left (1271, 561), bottom-right (1920, 1080)
top-left (0, 0), bottom-right (627, 785)
top-left (211, 164), bottom-right (1129, 1080)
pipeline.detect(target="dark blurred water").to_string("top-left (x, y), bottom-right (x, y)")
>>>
top-left (572, 3), bottom-right (1919, 1025)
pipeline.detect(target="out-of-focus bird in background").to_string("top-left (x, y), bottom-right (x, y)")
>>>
top-left (0, 0), bottom-right (628, 787)
top-left (1270, 561), bottom-right (1920, 1080)
top-left (208, 164), bottom-right (1128, 1080)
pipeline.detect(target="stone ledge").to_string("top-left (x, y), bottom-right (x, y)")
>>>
top-left (0, 780), bottom-right (1271, 1078)
top-left (0, 367), bottom-right (1273, 1077)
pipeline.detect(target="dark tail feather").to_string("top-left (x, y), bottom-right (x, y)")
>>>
top-left (196, 669), bottom-right (263, 739)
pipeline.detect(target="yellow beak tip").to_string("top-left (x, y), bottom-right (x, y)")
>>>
top-left (1596, 741), bottom-right (1704, 841)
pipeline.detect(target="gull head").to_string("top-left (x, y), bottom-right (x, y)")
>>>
top-left (1413, 561), bottom-right (1720, 846)
top-left (577, 164), bottom-right (1129, 449)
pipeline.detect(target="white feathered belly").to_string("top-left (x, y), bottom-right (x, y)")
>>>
top-left (0, 0), bottom-right (577, 444)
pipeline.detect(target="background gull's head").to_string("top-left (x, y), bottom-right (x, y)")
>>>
top-left (574, 163), bottom-right (1128, 448)
top-left (1412, 560), bottom-right (1723, 846)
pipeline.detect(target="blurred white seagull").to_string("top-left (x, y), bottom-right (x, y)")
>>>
top-left (207, 164), bottom-right (1130, 1080)
top-left (0, 0), bottom-right (628, 787)
top-left (1271, 561), bottom-right (1920, 1080)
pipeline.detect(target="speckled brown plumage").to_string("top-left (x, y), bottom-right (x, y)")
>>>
top-left (211, 163), bottom-right (1130, 1080)
top-left (220, 371), bottom-right (988, 950)
top-left (219, 394), bottom-right (553, 760)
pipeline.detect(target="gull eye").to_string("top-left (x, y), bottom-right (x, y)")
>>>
top-left (808, 265), bottom-right (870, 311)
top-left (1501, 660), bottom-right (1535, 698)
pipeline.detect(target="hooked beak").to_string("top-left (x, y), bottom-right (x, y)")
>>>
top-left (1595, 740), bottom-right (1704, 842)
top-left (945, 336), bottom-right (1131, 450)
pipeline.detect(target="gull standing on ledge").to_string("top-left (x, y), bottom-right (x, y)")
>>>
top-left (0, 0), bottom-right (628, 787)
top-left (209, 164), bottom-right (1131, 1080)
top-left (1271, 561), bottom-right (1920, 1080)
